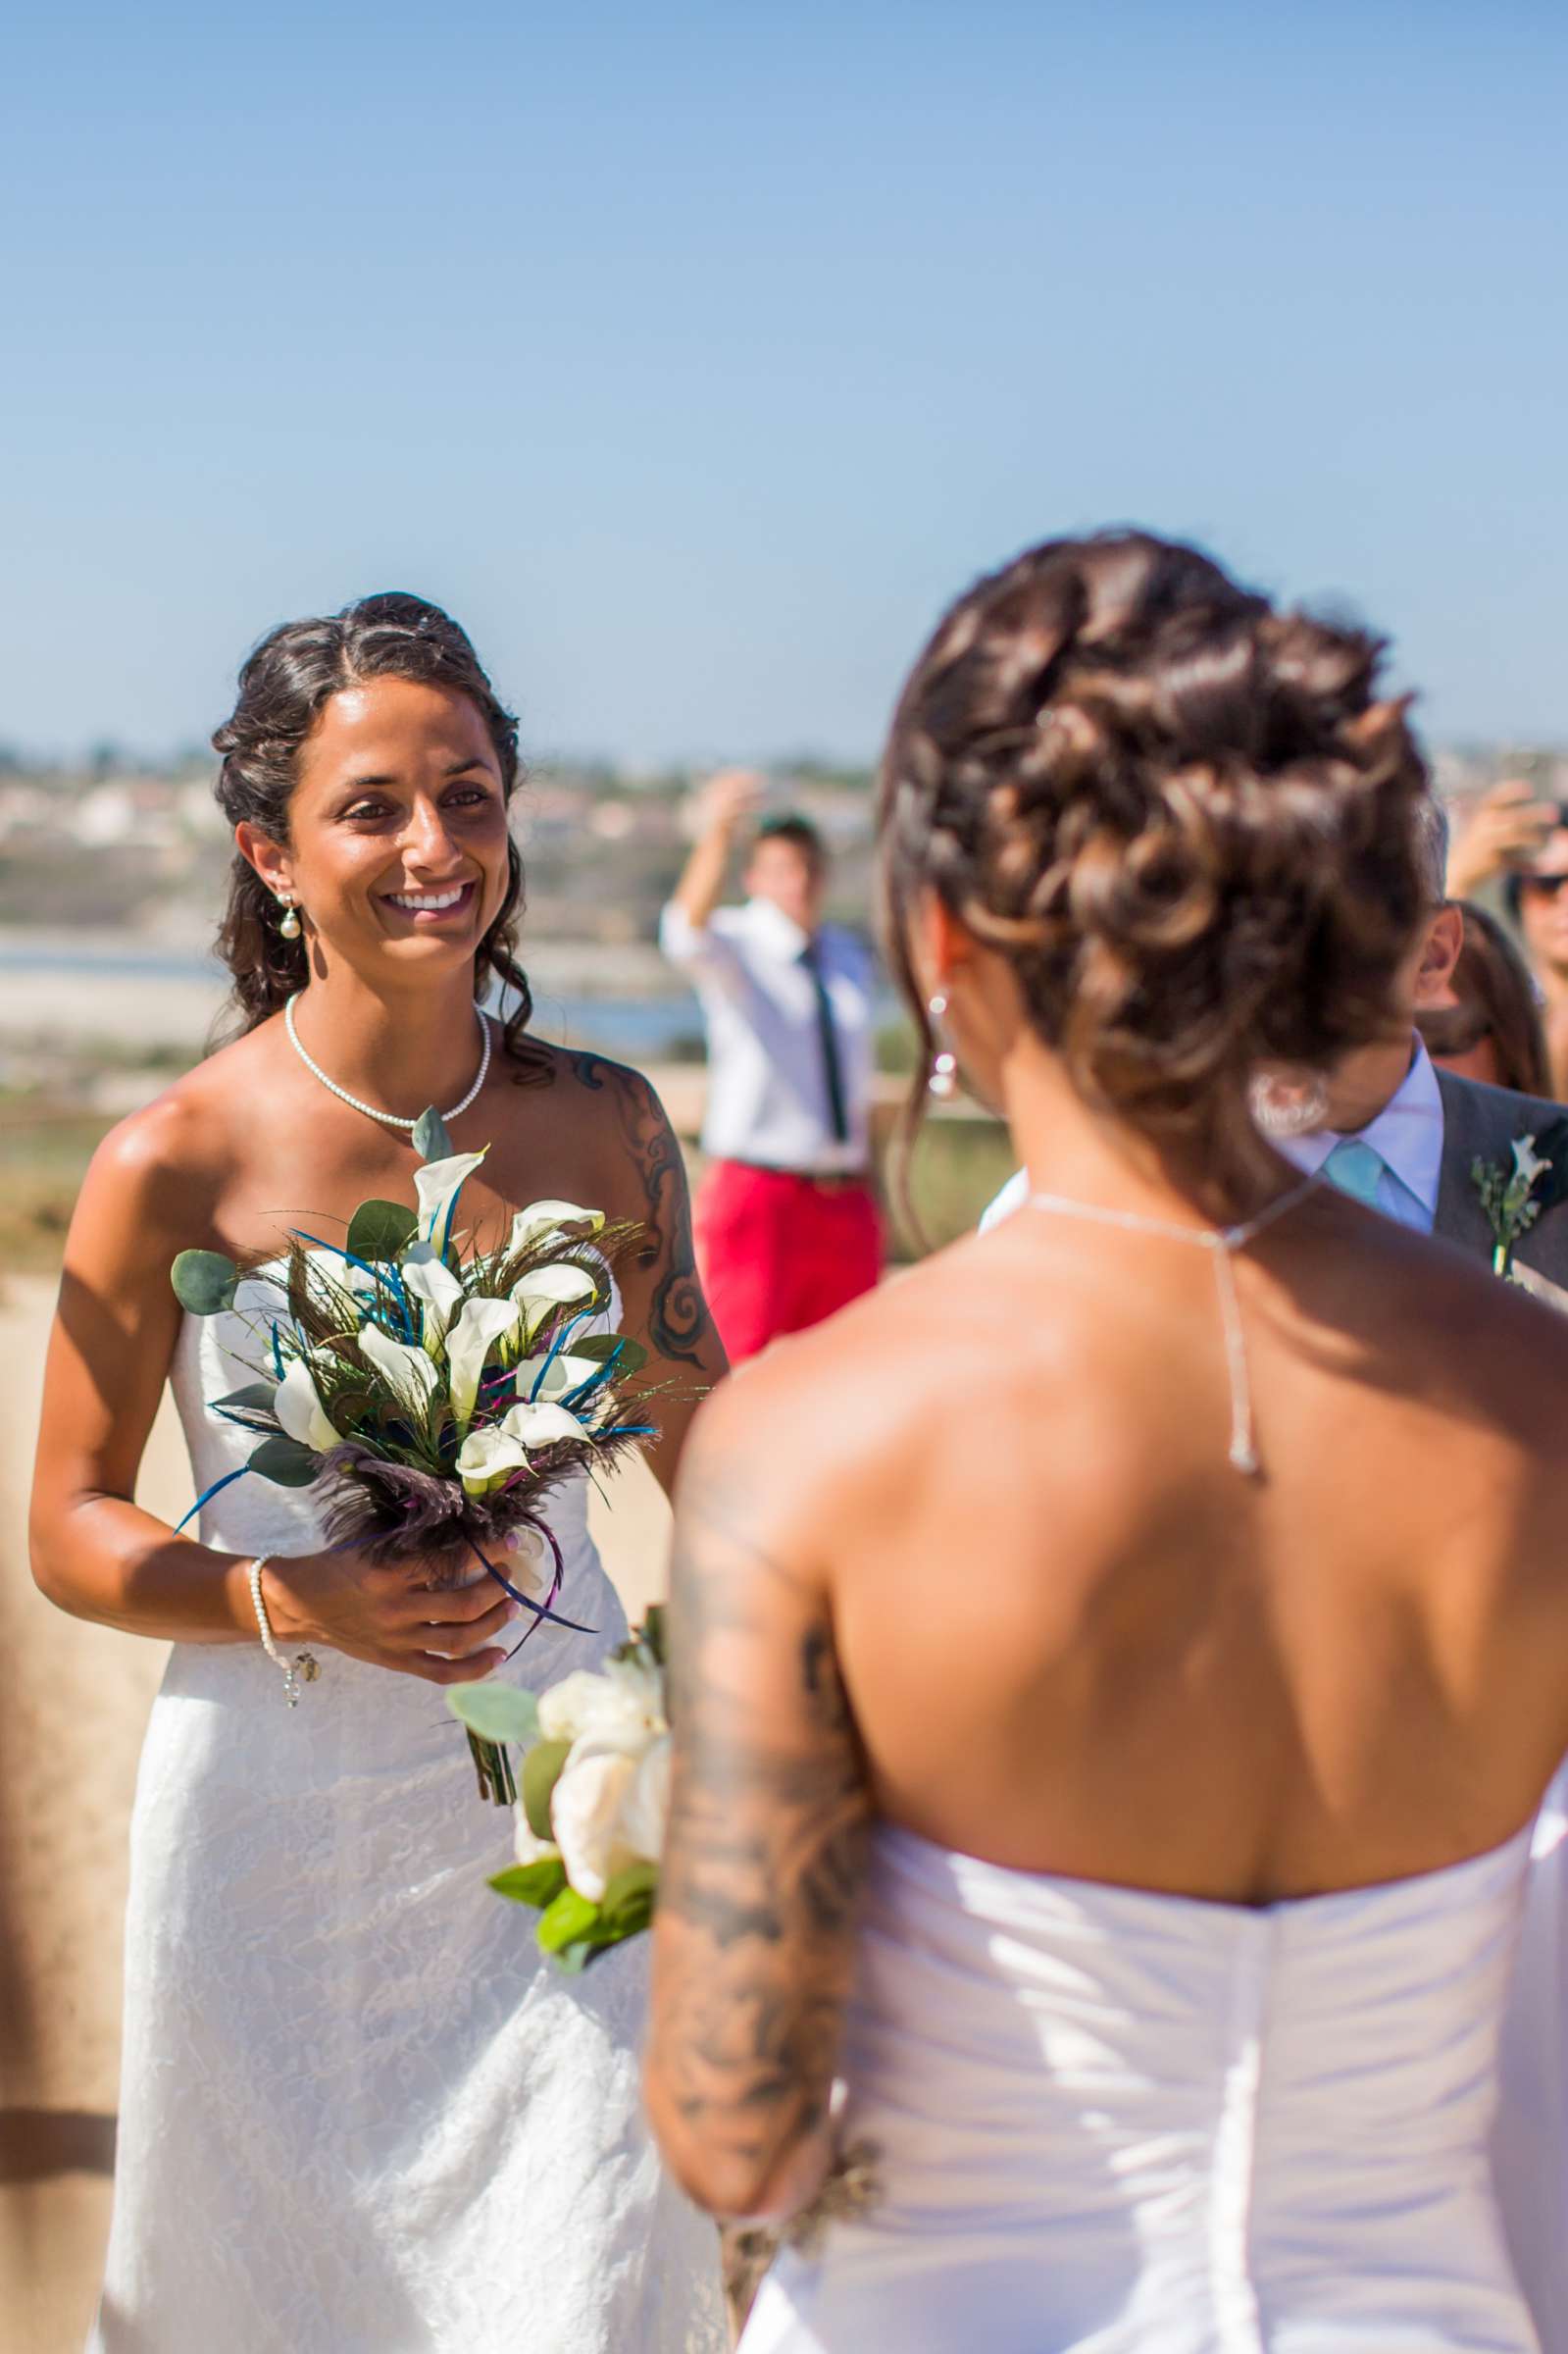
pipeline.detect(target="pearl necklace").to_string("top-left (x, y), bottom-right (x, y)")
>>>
top-left (283, 993), bottom-right (492, 1134)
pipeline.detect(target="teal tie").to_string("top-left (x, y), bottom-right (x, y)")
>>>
top-left (1324, 1136), bottom-right (1387, 1207)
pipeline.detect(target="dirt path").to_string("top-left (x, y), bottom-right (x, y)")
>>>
top-left (0, 1270), bottom-right (672, 2352)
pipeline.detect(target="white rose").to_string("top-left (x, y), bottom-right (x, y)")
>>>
top-left (513, 1806), bottom-right (562, 1868)
top-left (536, 1668), bottom-right (649, 1748)
top-left (549, 1742), bottom-right (642, 1902)
top-left (618, 1731), bottom-right (672, 1865)
top-left (603, 1652), bottom-right (666, 1730)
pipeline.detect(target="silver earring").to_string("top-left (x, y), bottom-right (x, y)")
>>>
top-left (1248, 1069), bottom-right (1329, 1138)
top-left (277, 895), bottom-right (302, 942)
top-left (928, 995), bottom-right (959, 1100)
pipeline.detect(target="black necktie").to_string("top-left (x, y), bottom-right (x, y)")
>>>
top-left (800, 938), bottom-right (849, 1145)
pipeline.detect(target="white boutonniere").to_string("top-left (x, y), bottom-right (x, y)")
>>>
top-left (1472, 1121), bottom-right (1568, 1278)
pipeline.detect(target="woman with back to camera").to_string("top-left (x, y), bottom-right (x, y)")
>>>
top-left (644, 534), bottom-right (1568, 2352)
top-left (29, 594), bottom-right (728, 2352)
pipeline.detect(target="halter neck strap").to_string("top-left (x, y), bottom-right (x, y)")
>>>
top-left (1023, 1175), bottom-right (1321, 1476)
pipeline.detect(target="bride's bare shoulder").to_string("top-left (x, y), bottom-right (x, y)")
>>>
top-left (76, 1022), bottom-right (281, 1249)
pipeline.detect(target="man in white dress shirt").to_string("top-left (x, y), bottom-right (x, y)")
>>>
top-left (660, 771), bottom-right (881, 1361)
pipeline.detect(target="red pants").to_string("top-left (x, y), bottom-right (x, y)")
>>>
top-left (695, 1160), bottom-right (884, 1363)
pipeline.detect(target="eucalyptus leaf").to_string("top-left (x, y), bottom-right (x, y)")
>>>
top-left (212, 1382), bottom-right (278, 1414)
top-left (247, 1434), bottom-right (324, 1488)
top-left (171, 1249), bottom-right (239, 1316)
top-left (535, 1884), bottom-right (601, 1955)
top-left (522, 1737), bottom-right (574, 1841)
top-left (346, 1199), bottom-right (420, 1262)
top-left (447, 1683), bottom-right (541, 1747)
top-left (412, 1106), bottom-right (454, 1162)
top-left (569, 1334), bottom-right (649, 1378)
top-left (487, 1858), bottom-right (568, 1910)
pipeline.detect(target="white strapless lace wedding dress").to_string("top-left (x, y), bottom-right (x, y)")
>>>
top-left (741, 1819), bottom-right (1541, 2354)
top-left (91, 1270), bottom-right (726, 2354)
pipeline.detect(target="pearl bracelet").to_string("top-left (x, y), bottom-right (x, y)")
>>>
top-left (248, 1557), bottom-right (321, 1708)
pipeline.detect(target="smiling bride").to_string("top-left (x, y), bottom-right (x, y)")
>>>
top-left (28, 592), bottom-right (728, 2353)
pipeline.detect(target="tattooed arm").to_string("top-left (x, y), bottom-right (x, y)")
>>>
top-left (570, 1053), bottom-right (729, 1496)
top-left (644, 1392), bottom-right (873, 2220)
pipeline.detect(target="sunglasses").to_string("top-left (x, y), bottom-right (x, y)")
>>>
top-left (1519, 871), bottom-right (1568, 899)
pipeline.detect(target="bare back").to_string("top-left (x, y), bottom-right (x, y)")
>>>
top-left (698, 1189), bottom-right (1568, 1906)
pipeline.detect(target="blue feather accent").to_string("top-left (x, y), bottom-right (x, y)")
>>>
top-left (467, 1534), bottom-right (595, 1635)
top-left (560, 1339), bottom-right (625, 1411)
top-left (173, 1463), bottom-right (252, 1536)
top-left (528, 1307), bottom-right (597, 1403)
top-left (290, 1230), bottom-right (416, 1340)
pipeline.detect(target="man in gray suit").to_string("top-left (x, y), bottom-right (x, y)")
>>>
top-left (1272, 796), bottom-right (1568, 1289)
top-left (981, 796), bottom-right (1568, 1285)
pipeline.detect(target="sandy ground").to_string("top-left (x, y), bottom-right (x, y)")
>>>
top-left (0, 1270), bottom-right (674, 2354)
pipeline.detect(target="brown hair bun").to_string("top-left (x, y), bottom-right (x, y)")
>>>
top-left (879, 531), bottom-right (1431, 1201)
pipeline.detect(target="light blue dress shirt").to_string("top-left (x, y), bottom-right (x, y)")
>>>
top-left (978, 1040), bottom-right (1446, 1237)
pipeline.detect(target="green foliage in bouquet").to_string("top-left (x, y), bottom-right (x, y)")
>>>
top-left (449, 1610), bottom-right (669, 1970)
top-left (169, 1109), bottom-right (674, 1804)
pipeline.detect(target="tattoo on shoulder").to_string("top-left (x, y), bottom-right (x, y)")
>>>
top-left (611, 1068), bottom-right (711, 1369)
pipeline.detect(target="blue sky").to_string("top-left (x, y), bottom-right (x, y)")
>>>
top-left (2, 1), bottom-right (1563, 766)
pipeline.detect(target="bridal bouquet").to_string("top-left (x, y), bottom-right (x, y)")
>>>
top-left (170, 1107), bottom-right (658, 1803)
top-left (448, 1610), bottom-right (669, 1970)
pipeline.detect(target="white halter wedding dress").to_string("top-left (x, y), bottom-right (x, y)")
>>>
top-left (91, 1265), bottom-right (726, 2354)
top-left (740, 1818), bottom-right (1539, 2354)
top-left (743, 1184), bottom-right (1543, 2353)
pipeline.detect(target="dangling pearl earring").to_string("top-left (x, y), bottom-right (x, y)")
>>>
top-left (277, 895), bottom-right (302, 942)
top-left (928, 995), bottom-right (959, 1100)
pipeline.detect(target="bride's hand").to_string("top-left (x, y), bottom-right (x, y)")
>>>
top-left (260, 1551), bottom-right (519, 1684)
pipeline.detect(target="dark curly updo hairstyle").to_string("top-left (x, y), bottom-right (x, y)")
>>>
top-left (212, 591), bottom-right (544, 1075)
top-left (880, 531), bottom-right (1432, 1206)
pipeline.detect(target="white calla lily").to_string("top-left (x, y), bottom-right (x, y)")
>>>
top-left (511, 1261), bottom-right (599, 1343)
top-left (508, 1199), bottom-right (606, 1254)
top-left (358, 1319), bottom-right (441, 1407)
top-left (1512, 1134), bottom-right (1550, 1192)
top-left (502, 1400), bottom-right (589, 1453)
top-left (401, 1246), bottom-right (466, 1350)
top-left (447, 1294), bottom-right (523, 1427)
top-left (514, 1350), bottom-right (602, 1406)
top-left (414, 1148), bottom-right (488, 1247)
top-left (273, 1354), bottom-right (338, 1452)
top-left (455, 1424), bottom-right (531, 1499)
